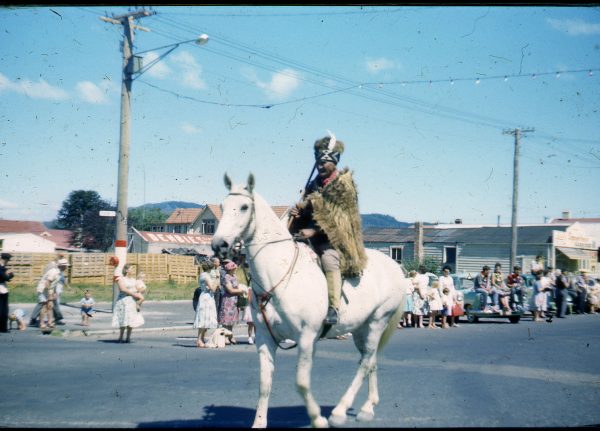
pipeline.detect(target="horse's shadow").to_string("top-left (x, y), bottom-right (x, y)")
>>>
top-left (136, 404), bottom-right (337, 428)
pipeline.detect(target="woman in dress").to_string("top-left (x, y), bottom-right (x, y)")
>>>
top-left (194, 261), bottom-right (219, 348)
top-left (399, 271), bottom-right (414, 328)
top-left (530, 271), bottom-right (548, 322)
top-left (112, 264), bottom-right (145, 343)
top-left (410, 270), bottom-right (427, 328)
top-left (218, 261), bottom-right (245, 345)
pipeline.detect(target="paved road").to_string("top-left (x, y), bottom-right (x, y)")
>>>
top-left (1, 303), bottom-right (599, 428)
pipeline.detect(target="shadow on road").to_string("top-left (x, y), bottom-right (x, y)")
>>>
top-left (136, 404), bottom-right (335, 428)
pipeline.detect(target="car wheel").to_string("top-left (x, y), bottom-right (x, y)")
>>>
top-left (508, 315), bottom-right (520, 324)
top-left (465, 305), bottom-right (478, 323)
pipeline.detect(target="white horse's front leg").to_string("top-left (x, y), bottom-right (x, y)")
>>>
top-left (252, 338), bottom-right (277, 428)
top-left (296, 330), bottom-right (328, 428)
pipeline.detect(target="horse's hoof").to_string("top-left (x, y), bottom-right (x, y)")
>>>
top-left (313, 416), bottom-right (329, 428)
top-left (356, 410), bottom-right (375, 422)
top-left (328, 414), bottom-right (347, 427)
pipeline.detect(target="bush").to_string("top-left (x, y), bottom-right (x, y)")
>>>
top-left (402, 255), bottom-right (440, 275)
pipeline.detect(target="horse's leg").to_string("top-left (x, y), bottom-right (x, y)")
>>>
top-left (252, 338), bottom-right (277, 428)
top-left (356, 360), bottom-right (379, 422)
top-left (296, 329), bottom-right (329, 428)
top-left (329, 320), bottom-right (385, 426)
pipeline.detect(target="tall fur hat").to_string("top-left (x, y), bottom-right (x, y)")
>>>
top-left (314, 132), bottom-right (345, 164)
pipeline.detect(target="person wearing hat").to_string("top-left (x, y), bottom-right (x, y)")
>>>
top-left (218, 260), bottom-right (245, 345)
top-left (36, 257), bottom-right (69, 330)
top-left (0, 253), bottom-right (14, 333)
top-left (289, 133), bottom-right (367, 325)
top-left (574, 269), bottom-right (590, 314)
top-left (29, 254), bottom-right (68, 326)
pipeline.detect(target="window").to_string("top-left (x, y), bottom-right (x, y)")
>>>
top-left (151, 225), bottom-right (165, 232)
top-left (390, 246), bottom-right (403, 263)
top-left (202, 220), bottom-right (216, 235)
top-left (443, 246), bottom-right (457, 272)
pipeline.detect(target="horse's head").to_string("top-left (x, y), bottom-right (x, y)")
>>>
top-left (211, 173), bottom-right (256, 259)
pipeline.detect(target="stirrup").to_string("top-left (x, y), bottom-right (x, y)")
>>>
top-left (324, 307), bottom-right (338, 325)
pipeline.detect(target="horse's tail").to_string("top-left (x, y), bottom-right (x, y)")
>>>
top-left (377, 305), bottom-right (403, 352)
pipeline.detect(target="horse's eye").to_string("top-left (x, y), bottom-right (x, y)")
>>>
top-left (241, 204), bottom-right (249, 211)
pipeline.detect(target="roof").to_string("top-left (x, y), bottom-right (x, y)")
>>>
top-left (271, 206), bottom-right (290, 220)
top-left (551, 218), bottom-right (600, 224)
top-left (39, 229), bottom-right (78, 251)
top-left (363, 225), bottom-right (570, 245)
top-left (205, 204), bottom-right (222, 221)
top-left (135, 230), bottom-right (213, 245)
top-left (165, 208), bottom-right (203, 225)
top-left (0, 220), bottom-right (47, 234)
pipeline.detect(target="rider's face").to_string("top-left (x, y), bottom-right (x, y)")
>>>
top-left (317, 160), bottom-right (336, 178)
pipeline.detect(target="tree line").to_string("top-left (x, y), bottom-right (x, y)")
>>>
top-left (52, 190), bottom-right (168, 251)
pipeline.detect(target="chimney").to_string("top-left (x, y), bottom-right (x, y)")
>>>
top-left (414, 222), bottom-right (424, 262)
top-left (562, 210), bottom-right (571, 220)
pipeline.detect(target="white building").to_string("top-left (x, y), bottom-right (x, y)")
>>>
top-left (0, 233), bottom-right (56, 253)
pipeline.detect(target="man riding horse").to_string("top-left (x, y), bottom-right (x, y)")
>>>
top-left (289, 133), bottom-right (368, 325)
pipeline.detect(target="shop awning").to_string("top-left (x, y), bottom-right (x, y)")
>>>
top-left (556, 247), bottom-right (597, 260)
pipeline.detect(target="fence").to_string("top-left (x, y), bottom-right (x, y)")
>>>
top-left (6, 252), bottom-right (199, 286)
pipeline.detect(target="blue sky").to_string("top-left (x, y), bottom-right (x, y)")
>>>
top-left (1, 5), bottom-right (599, 225)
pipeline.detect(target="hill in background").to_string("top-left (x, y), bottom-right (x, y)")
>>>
top-left (361, 213), bottom-right (411, 228)
top-left (132, 201), bottom-right (204, 214)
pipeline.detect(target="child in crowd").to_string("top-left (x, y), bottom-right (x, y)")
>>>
top-left (8, 308), bottom-right (27, 331)
top-left (135, 272), bottom-right (147, 311)
top-left (440, 287), bottom-right (453, 329)
top-left (80, 290), bottom-right (95, 326)
top-left (399, 275), bottom-right (414, 328)
top-left (427, 280), bottom-right (443, 329)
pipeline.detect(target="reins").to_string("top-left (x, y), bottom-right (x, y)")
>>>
top-left (226, 190), bottom-right (300, 350)
top-left (253, 241), bottom-right (300, 350)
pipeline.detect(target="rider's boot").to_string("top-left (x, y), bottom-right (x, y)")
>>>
top-left (324, 270), bottom-right (342, 325)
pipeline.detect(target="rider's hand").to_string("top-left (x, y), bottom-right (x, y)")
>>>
top-left (299, 228), bottom-right (316, 239)
top-left (290, 204), bottom-right (302, 218)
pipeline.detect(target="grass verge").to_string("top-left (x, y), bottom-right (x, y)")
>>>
top-left (8, 281), bottom-right (198, 303)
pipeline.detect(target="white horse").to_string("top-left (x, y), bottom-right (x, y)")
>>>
top-left (212, 173), bottom-right (409, 428)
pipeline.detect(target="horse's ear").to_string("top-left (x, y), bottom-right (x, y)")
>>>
top-left (247, 173), bottom-right (255, 194)
top-left (224, 173), bottom-right (232, 191)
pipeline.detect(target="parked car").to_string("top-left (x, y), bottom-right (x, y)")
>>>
top-left (451, 273), bottom-right (522, 324)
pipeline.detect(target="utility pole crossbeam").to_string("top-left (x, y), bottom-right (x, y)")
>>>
top-left (503, 127), bottom-right (534, 273)
top-left (100, 9), bottom-right (155, 311)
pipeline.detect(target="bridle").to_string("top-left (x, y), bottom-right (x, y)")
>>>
top-left (224, 190), bottom-right (299, 350)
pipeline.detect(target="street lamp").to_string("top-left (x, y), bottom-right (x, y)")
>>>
top-left (110, 24), bottom-right (209, 311)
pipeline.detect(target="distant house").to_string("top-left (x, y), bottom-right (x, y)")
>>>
top-left (0, 233), bottom-right (56, 253)
top-left (164, 205), bottom-right (291, 237)
top-left (0, 219), bottom-right (78, 252)
top-left (164, 208), bottom-right (204, 234)
top-left (130, 228), bottom-right (213, 255)
top-left (363, 222), bottom-right (598, 276)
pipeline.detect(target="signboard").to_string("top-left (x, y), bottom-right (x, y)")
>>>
top-left (553, 228), bottom-right (595, 249)
top-left (99, 210), bottom-right (116, 217)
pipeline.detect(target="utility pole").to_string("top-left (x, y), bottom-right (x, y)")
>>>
top-left (503, 127), bottom-right (534, 272)
top-left (101, 9), bottom-right (154, 311)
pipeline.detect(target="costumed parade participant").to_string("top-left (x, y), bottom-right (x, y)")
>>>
top-left (289, 132), bottom-right (367, 325)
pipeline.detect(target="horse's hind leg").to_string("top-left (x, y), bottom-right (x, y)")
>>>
top-left (356, 363), bottom-right (379, 422)
top-left (329, 322), bottom-right (384, 427)
top-left (252, 339), bottom-right (277, 428)
top-left (296, 330), bottom-right (328, 428)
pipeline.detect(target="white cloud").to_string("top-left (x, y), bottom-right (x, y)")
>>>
top-left (0, 198), bottom-right (19, 209)
top-left (143, 51), bottom-right (172, 79)
top-left (255, 69), bottom-right (301, 100)
top-left (366, 57), bottom-right (397, 74)
top-left (547, 18), bottom-right (600, 35)
top-left (76, 81), bottom-right (109, 104)
top-left (171, 50), bottom-right (206, 89)
top-left (0, 72), bottom-right (69, 100)
top-left (181, 122), bottom-right (202, 134)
